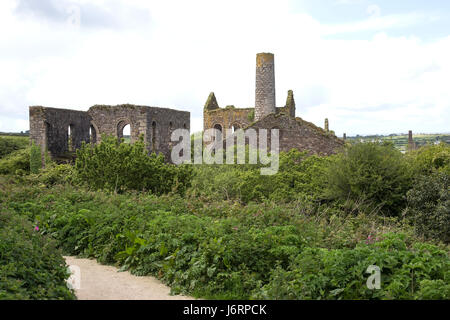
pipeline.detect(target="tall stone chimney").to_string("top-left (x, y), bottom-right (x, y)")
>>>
top-left (408, 130), bottom-right (416, 151)
top-left (255, 53), bottom-right (276, 121)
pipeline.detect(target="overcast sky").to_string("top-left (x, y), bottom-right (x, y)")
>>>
top-left (0, 0), bottom-right (449, 136)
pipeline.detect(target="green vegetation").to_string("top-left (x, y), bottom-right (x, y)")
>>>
top-left (0, 148), bottom-right (31, 175)
top-left (348, 133), bottom-right (450, 152)
top-left (74, 135), bottom-right (192, 195)
top-left (0, 135), bottom-right (448, 300)
top-left (29, 142), bottom-right (41, 174)
top-left (0, 135), bottom-right (28, 159)
top-left (0, 211), bottom-right (75, 300)
top-left (326, 141), bottom-right (412, 216)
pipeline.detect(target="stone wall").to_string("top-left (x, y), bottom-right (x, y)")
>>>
top-left (29, 106), bottom-right (91, 163)
top-left (243, 113), bottom-right (344, 156)
top-left (204, 90), bottom-right (296, 134)
top-left (203, 106), bottom-right (253, 135)
top-left (255, 53), bottom-right (276, 121)
top-left (203, 52), bottom-right (342, 157)
top-left (29, 104), bottom-right (190, 162)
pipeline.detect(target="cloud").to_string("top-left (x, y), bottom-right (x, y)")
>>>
top-left (367, 4), bottom-right (381, 18)
top-left (0, 0), bottom-right (448, 135)
top-left (13, 0), bottom-right (152, 29)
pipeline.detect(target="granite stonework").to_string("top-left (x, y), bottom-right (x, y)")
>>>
top-left (204, 53), bottom-right (344, 155)
top-left (29, 104), bottom-right (189, 162)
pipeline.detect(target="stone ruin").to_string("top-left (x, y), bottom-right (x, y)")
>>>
top-left (29, 104), bottom-right (190, 163)
top-left (203, 52), bottom-right (345, 155)
top-left (408, 130), bottom-right (417, 151)
top-left (30, 52), bottom-right (345, 164)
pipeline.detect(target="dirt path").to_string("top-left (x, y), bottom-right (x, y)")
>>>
top-left (64, 256), bottom-right (194, 300)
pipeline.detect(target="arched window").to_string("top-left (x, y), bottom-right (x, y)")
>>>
top-left (214, 123), bottom-right (222, 132)
top-left (117, 120), bottom-right (131, 143)
top-left (213, 124), bottom-right (223, 147)
top-left (67, 124), bottom-right (74, 152)
top-left (232, 124), bottom-right (240, 133)
top-left (122, 124), bottom-right (130, 143)
top-left (89, 124), bottom-right (97, 144)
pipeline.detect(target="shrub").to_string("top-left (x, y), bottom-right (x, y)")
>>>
top-left (0, 136), bottom-right (28, 159)
top-left (37, 164), bottom-right (75, 186)
top-left (74, 135), bottom-right (192, 195)
top-left (188, 149), bottom-right (330, 203)
top-left (255, 233), bottom-right (450, 300)
top-left (0, 148), bottom-right (31, 175)
top-left (325, 142), bottom-right (412, 216)
top-left (403, 172), bottom-right (449, 243)
top-left (407, 143), bottom-right (450, 176)
top-left (30, 143), bottom-right (42, 174)
top-left (4, 176), bottom-right (446, 300)
top-left (0, 212), bottom-right (75, 300)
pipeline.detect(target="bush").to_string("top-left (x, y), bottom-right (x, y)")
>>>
top-left (0, 212), bottom-right (75, 300)
top-left (74, 135), bottom-right (192, 195)
top-left (255, 233), bottom-right (450, 300)
top-left (37, 164), bottom-right (75, 186)
top-left (403, 172), bottom-right (449, 243)
top-left (326, 142), bottom-right (412, 216)
top-left (3, 177), bottom-right (447, 300)
top-left (189, 149), bottom-right (330, 203)
top-left (407, 143), bottom-right (450, 176)
top-left (0, 136), bottom-right (28, 159)
top-left (30, 143), bottom-right (42, 174)
top-left (0, 148), bottom-right (31, 175)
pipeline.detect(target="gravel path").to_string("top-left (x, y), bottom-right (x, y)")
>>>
top-left (64, 256), bottom-right (194, 300)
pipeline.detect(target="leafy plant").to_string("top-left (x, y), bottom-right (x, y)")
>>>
top-left (74, 135), bottom-right (192, 195)
top-left (30, 142), bottom-right (42, 174)
top-left (403, 172), bottom-right (449, 243)
top-left (0, 212), bottom-right (75, 300)
top-left (326, 142), bottom-right (412, 216)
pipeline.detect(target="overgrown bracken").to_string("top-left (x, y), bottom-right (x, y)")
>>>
top-left (0, 136), bottom-right (448, 300)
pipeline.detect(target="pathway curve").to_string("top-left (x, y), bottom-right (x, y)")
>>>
top-left (64, 256), bottom-right (194, 300)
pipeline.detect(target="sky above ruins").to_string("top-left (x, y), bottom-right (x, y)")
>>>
top-left (0, 0), bottom-right (449, 136)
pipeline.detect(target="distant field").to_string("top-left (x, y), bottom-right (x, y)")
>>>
top-left (347, 133), bottom-right (450, 151)
top-left (2, 132), bottom-right (449, 153)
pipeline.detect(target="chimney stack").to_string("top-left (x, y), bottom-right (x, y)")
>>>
top-left (255, 53), bottom-right (276, 121)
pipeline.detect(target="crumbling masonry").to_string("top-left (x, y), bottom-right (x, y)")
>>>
top-left (29, 104), bottom-right (189, 162)
top-left (203, 53), bottom-right (344, 155)
top-left (30, 52), bottom-right (344, 163)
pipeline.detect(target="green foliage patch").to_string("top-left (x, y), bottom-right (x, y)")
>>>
top-left (0, 212), bottom-right (75, 300)
top-left (74, 135), bottom-right (192, 195)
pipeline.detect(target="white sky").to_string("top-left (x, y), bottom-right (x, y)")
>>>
top-left (0, 0), bottom-right (449, 136)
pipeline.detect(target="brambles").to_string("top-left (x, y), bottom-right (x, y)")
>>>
top-left (30, 142), bottom-right (41, 174)
top-left (0, 137), bottom-right (448, 300)
top-left (2, 176), bottom-right (449, 300)
top-left (0, 148), bottom-right (31, 175)
top-left (0, 212), bottom-right (75, 300)
top-left (0, 136), bottom-right (28, 159)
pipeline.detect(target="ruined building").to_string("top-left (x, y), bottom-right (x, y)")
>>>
top-left (407, 130), bottom-right (417, 151)
top-left (203, 53), bottom-right (344, 155)
top-left (29, 104), bottom-right (190, 163)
